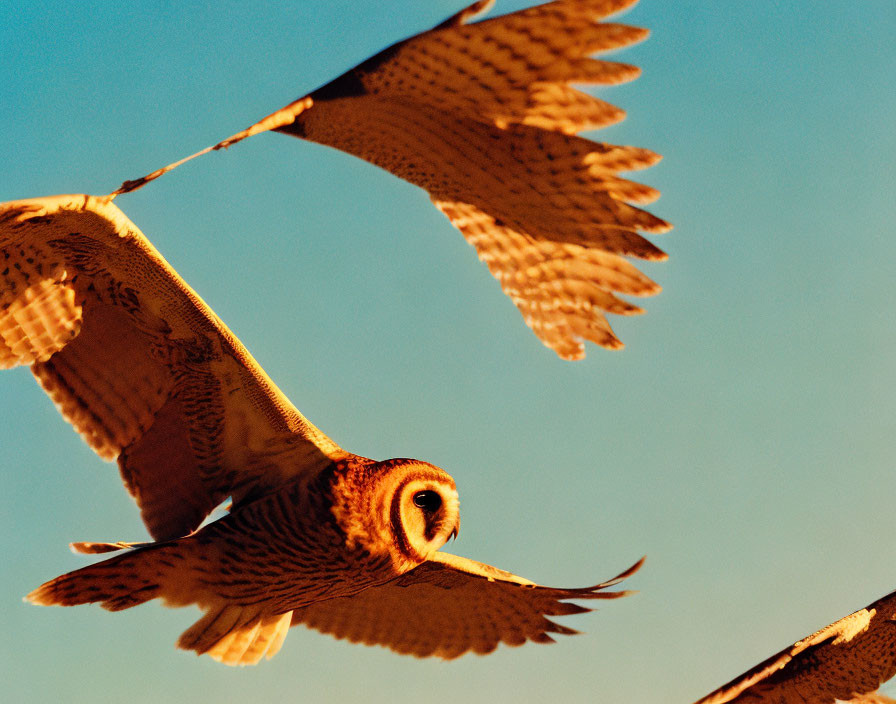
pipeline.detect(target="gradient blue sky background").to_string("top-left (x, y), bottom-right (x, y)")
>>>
top-left (2, 1), bottom-right (895, 702)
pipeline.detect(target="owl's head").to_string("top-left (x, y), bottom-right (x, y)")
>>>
top-left (333, 457), bottom-right (459, 570)
top-left (384, 460), bottom-right (460, 564)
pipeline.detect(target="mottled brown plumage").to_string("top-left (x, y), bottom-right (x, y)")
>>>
top-left (2, 195), bottom-right (641, 665)
top-left (115, 0), bottom-right (669, 359)
top-left (695, 590), bottom-right (896, 704)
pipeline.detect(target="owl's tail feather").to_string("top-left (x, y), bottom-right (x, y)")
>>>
top-left (27, 541), bottom-right (291, 665)
top-left (26, 542), bottom-right (185, 611)
top-left (177, 605), bottom-right (293, 666)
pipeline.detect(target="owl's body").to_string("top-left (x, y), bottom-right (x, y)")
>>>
top-left (31, 457), bottom-right (461, 665)
top-left (4, 194), bottom-right (641, 664)
top-left (3, 0), bottom-right (655, 667)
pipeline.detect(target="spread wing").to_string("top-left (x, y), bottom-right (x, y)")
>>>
top-left (290, 552), bottom-right (643, 658)
top-left (288, 0), bottom-right (669, 360)
top-left (0, 195), bottom-right (349, 541)
top-left (290, 101), bottom-right (665, 358)
top-left (116, 0), bottom-right (669, 360)
top-left (695, 590), bottom-right (896, 704)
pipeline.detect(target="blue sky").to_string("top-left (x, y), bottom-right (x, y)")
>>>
top-left (1, 1), bottom-right (895, 702)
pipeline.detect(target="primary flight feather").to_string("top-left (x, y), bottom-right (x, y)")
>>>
top-left (1, 194), bottom-right (642, 665)
top-left (116, 0), bottom-right (670, 359)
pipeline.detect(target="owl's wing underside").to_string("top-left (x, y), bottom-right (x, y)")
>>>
top-left (291, 98), bottom-right (667, 358)
top-left (290, 552), bottom-right (643, 659)
top-left (0, 195), bottom-right (348, 541)
top-left (114, 0), bottom-right (668, 359)
top-left (695, 590), bottom-right (896, 704)
top-left (285, 0), bottom-right (669, 359)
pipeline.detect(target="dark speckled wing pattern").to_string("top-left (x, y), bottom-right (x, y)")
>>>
top-left (695, 590), bottom-right (896, 704)
top-left (291, 553), bottom-right (643, 658)
top-left (0, 195), bottom-right (349, 541)
top-left (116, 0), bottom-right (669, 360)
top-left (285, 0), bottom-right (670, 359)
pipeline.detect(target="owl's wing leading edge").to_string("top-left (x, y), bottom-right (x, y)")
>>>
top-left (0, 195), bottom-right (349, 541)
top-left (116, 0), bottom-right (669, 360)
top-left (695, 589), bottom-right (896, 704)
top-left (290, 552), bottom-right (644, 659)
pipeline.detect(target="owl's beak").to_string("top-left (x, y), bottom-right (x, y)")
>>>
top-left (449, 519), bottom-right (460, 541)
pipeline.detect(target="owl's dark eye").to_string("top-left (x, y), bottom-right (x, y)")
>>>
top-left (413, 490), bottom-right (442, 512)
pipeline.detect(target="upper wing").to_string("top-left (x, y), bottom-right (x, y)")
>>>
top-left (114, 0), bottom-right (668, 359)
top-left (0, 195), bottom-right (348, 540)
top-left (312, 0), bottom-right (649, 134)
top-left (285, 0), bottom-right (668, 359)
top-left (290, 97), bottom-right (666, 358)
top-left (290, 552), bottom-right (643, 659)
top-left (695, 590), bottom-right (896, 704)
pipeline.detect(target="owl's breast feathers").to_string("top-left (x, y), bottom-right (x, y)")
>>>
top-left (180, 455), bottom-right (456, 612)
top-left (190, 458), bottom-right (406, 612)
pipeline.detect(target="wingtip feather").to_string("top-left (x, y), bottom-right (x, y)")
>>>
top-left (24, 586), bottom-right (52, 606)
top-left (70, 541), bottom-right (144, 554)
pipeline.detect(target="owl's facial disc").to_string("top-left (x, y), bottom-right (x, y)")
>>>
top-left (385, 461), bottom-right (459, 564)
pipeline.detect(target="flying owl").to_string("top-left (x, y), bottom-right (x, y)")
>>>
top-left (115, 0), bottom-right (670, 360)
top-left (0, 194), bottom-right (642, 665)
top-left (695, 589), bottom-right (896, 704)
